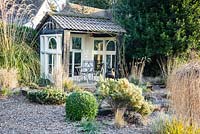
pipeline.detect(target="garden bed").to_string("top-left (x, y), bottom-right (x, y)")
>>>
top-left (0, 85), bottom-right (168, 134)
top-left (0, 94), bottom-right (147, 133)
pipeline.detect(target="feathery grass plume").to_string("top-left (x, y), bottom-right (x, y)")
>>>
top-left (53, 67), bottom-right (63, 89)
top-left (150, 112), bottom-right (171, 133)
top-left (167, 60), bottom-right (200, 126)
top-left (114, 108), bottom-right (127, 128)
top-left (0, 68), bottom-right (18, 89)
top-left (0, 0), bottom-right (39, 83)
top-left (157, 56), bottom-right (186, 83)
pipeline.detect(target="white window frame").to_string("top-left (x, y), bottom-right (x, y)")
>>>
top-left (40, 34), bottom-right (62, 80)
top-left (69, 34), bottom-right (84, 78)
top-left (93, 37), bottom-right (116, 71)
top-left (105, 40), bottom-right (116, 69)
top-left (48, 54), bottom-right (56, 75)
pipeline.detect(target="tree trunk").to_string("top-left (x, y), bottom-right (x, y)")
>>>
top-left (116, 33), bottom-right (127, 78)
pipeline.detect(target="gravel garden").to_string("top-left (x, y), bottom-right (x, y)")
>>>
top-left (0, 78), bottom-right (170, 134)
top-left (1, 0), bottom-right (200, 134)
top-left (2, 64), bottom-right (200, 134)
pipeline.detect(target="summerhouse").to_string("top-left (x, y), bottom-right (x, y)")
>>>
top-left (36, 4), bottom-right (125, 83)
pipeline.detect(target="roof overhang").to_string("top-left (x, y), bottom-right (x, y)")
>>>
top-left (36, 13), bottom-right (126, 34)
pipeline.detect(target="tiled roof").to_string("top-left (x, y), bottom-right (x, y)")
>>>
top-left (50, 14), bottom-right (126, 33)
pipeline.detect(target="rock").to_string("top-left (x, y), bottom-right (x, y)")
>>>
top-left (144, 93), bottom-right (157, 102)
top-left (161, 103), bottom-right (170, 111)
top-left (159, 85), bottom-right (166, 88)
top-left (153, 105), bottom-right (162, 112)
top-left (125, 112), bottom-right (144, 126)
top-left (160, 93), bottom-right (168, 99)
top-left (98, 108), bottom-right (113, 116)
top-left (21, 89), bottom-right (28, 96)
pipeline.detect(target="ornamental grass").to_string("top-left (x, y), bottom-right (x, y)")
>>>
top-left (0, 0), bottom-right (39, 84)
top-left (167, 60), bottom-right (200, 126)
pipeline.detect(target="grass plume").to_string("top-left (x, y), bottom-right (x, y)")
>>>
top-left (167, 61), bottom-right (200, 126)
top-left (0, 0), bottom-right (39, 83)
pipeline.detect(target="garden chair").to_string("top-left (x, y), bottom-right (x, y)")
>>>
top-left (80, 60), bottom-right (95, 83)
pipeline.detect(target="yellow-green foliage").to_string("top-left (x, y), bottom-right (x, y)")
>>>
top-left (63, 79), bottom-right (83, 93)
top-left (161, 119), bottom-right (200, 134)
top-left (0, 40), bottom-right (40, 84)
top-left (97, 78), bottom-right (153, 116)
top-left (63, 79), bottom-right (75, 92)
top-left (0, 87), bottom-right (12, 97)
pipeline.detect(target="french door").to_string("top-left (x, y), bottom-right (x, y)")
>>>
top-left (93, 39), bottom-right (116, 76)
top-left (106, 54), bottom-right (116, 70)
top-left (93, 53), bottom-right (116, 76)
top-left (69, 36), bottom-right (82, 77)
top-left (69, 51), bottom-right (81, 77)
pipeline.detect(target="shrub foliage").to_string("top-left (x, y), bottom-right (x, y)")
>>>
top-left (65, 91), bottom-right (98, 121)
top-left (79, 118), bottom-right (100, 134)
top-left (151, 116), bottom-right (200, 134)
top-left (97, 78), bottom-right (153, 116)
top-left (28, 88), bottom-right (66, 105)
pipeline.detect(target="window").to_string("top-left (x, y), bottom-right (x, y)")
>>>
top-left (94, 54), bottom-right (103, 71)
top-left (40, 34), bottom-right (62, 80)
top-left (74, 52), bottom-right (81, 76)
top-left (48, 54), bottom-right (56, 75)
top-left (106, 40), bottom-right (115, 51)
top-left (93, 39), bottom-right (116, 74)
top-left (72, 37), bottom-right (82, 49)
top-left (94, 40), bottom-right (103, 51)
top-left (49, 38), bottom-right (57, 49)
top-left (112, 55), bottom-right (116, 68)
top-left (106, 55), bottom-right (116, 68)
top-left (106, 55), bottom-right (111, 68)
top-left (69, 52), bottom-right (81, 77)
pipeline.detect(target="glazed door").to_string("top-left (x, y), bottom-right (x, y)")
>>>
top-left (69, 51), bottom-right (81, 77)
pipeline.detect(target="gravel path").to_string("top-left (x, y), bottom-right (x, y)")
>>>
top-left (0, 95), bottom-right (78, 134)
top-left (0, 94), bottom-right (150, 134)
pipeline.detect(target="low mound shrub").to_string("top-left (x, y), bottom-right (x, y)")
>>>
top-left (79, 118), bottom-right (100, 133)
top-left (65, 91), bottom-right (98, 121)
top-left (97, 78), bottom-right (153, 127)
top-left (97, 78), bottom-right (153, 116)
top-left (28, 88), bottom-right (66, 105)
